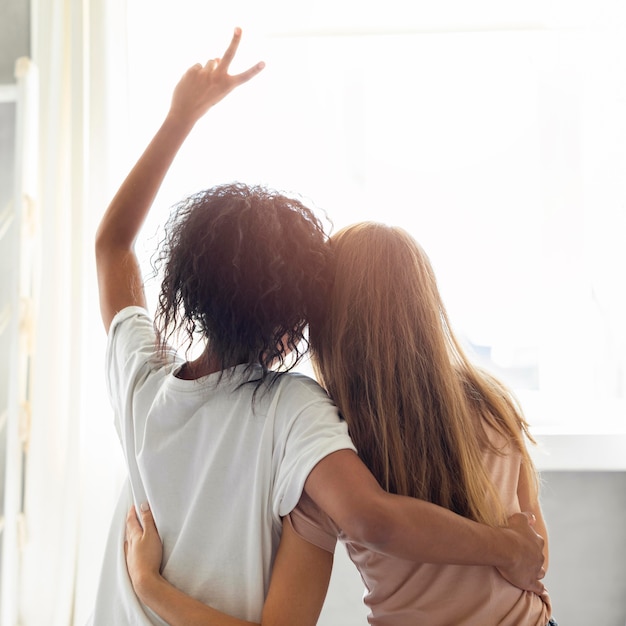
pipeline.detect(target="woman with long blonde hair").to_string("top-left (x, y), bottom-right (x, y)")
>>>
top-left (295, 221), bottom-right (554, 624)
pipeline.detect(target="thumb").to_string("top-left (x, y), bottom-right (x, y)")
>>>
top-left (520, 511), bottom-right (537, 527)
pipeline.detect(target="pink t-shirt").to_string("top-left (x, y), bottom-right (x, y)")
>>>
top-left (289, 427), bottom-right (552, 626)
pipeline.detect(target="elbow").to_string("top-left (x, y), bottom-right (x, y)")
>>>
top-left (94, 229), bottom-right (106, 261)
top-left (95, 224), bottom-right (132, 261)
top-left (339, 496), bottom-right (395, 550)
top-left (95, 223), bottom-right (113, 260)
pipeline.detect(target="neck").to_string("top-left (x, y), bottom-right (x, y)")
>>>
top-left (176, 350), bottom-right (223, 380)
top-left (176, 348), bottom-right (255, 380)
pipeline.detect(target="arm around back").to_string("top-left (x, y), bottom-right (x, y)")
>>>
top-left (125, 505), bottom-right (332, 626)
top-left (304, 449), bottom-right (546, 594)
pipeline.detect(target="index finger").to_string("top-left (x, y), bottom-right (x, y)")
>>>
top-left (126, 505), bottom-right (142, 536)
top-left (219, 27), bottom-right (243, 71)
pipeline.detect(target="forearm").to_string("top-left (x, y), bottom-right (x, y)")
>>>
top-left (357, 491), bottom-right (515, 568)
top-left (305, 450), bottom-right (544, 592)
top-left (306, 450), bottom-right (513, 567)
top-left (135, 574), bottom-right (258, 626)
top-left (126, 505), bottom-right (330, 626)
top-left (94, 35), bottom-right (264, 332)
top-left (96, 27), bottom-right (264, 254)
top-left (95, 113), bottom-right (195, 329)
top-left (95, 113), bottom-right (194, 252)
top-left (350, 493), bottom-right (546, 593)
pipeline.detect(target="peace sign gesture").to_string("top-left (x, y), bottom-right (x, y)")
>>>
top-left (168, 27), bottom-right (265, 125)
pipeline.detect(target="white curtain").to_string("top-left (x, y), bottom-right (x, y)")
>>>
top-left (18, 1), bottom-right (128, 624)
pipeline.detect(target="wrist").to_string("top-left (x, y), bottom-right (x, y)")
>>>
top-left (489, 526), bottom-right (517, 570)
top-left (132, 569), bottom-right (165, 604)
top-left (163, 109), bottom-right (198, 135)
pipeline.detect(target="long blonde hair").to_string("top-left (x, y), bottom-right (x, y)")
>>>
top-left (311, 222), bottom-right (538, 526)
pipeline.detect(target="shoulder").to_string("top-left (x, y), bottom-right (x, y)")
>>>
top-left (106, 306), bottom-right (159, 367)
top-left (105, 305), bottom-right (177, 396)
top-left (107, 305), bottom-right (153, 346)
top-left (275, 371), bottom-right (332, 400)
top-left (109, 304), bottom-right (152, 331)
top-left (269, 372), bottom-right (338, 418)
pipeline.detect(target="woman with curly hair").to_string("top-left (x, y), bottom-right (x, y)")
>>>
top-left (94, 28), bottom-right (546, 626)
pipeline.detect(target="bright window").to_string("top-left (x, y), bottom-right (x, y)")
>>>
top-left (126, 8), bottom-right (626, 466)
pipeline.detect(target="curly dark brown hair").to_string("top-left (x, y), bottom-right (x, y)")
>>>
top-left (153, 182), bottom-right (331, 382)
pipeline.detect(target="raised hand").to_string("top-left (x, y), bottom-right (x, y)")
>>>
top-left (168, 27), bottom-right (265, 125)
top-left (96, 28), bottom-right (266, 332)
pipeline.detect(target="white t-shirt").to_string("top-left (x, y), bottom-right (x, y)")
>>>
top-left (88, 306), bottom-right (355, 625)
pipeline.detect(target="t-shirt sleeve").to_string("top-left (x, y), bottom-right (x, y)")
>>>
top-left (272, 374), bottom-right (356, 518)
top-left (287, 490), bottom-right (339, 554)
top-left (104, 306), bottom-right (171, 439)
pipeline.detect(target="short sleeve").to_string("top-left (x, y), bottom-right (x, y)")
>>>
top-left (104, 306), bottom-right (174, 438)
top-left (271, 375), bottom-right (356, 519)
top-left (287, 490), bottom-right (339, 554)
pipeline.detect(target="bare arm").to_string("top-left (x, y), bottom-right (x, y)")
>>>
top-left (304, 449), bottom-right (546, 594)
top-left (125, 505), bottom-right (332, 626)
top-left (95, 28), bottom-right (264, 332)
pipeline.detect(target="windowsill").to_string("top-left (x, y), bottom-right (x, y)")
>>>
top-left (531, 433), bottom-right (626, 471)
top-left (293, 363), bottom-right (626, 471)
top-left (518, 391), bottom-right (626, 471)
